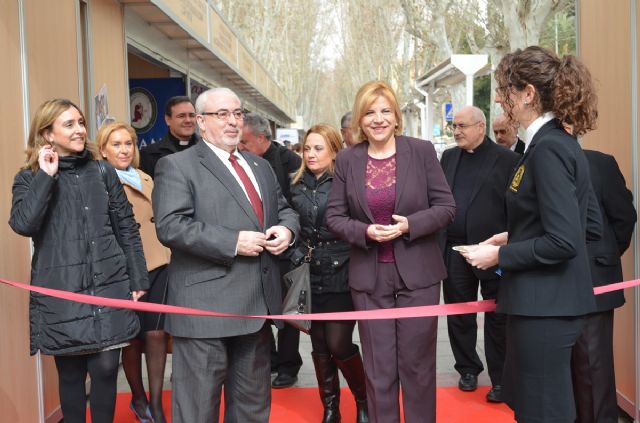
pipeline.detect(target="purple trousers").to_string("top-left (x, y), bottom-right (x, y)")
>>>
top-left (351, 262), bottom-right (439, 423)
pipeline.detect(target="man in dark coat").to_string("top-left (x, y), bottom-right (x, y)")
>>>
top-left (240, 112), bottom-right (303, 388)
top-left (440, 106), bottom-right (520, 403)
top-left (493, 113), bottom-right (525, 155)
top-left (139, 96), bottom-right (200, 178)
top-left (571, 149), bottom-right (636, 423)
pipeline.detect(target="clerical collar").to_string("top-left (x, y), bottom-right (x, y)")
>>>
top-left (168, 131), bottom-right (196, 147)
top-left (464, 137), bottom-right (488, 154)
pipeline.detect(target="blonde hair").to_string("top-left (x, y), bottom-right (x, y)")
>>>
top-left (292, 124), bottom-right (343, 184)
top-left (351, 80), bottom-right (403, 143)
top-left (96, 122), bottom-right (140, 168)
top-left (24, 99), bottom-right (98, 172)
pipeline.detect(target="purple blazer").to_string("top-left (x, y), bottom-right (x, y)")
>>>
top-left (326, 136), bottom-right (455, 293)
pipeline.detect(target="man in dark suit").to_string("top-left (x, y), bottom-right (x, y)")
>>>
top-left (493, 113), bottom-right (525, 155)
top-left (240, 112), bottom-right (303, 389)
top-left (140, 96), bottom-right (200, 178)
top-left (440, 106), bottom-right (519, 403)
top-left (572, 149), bottom-right (636, 423)
top-left (153, 87), bottom-right (299, 423)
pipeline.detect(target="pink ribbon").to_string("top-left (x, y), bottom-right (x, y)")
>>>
top-left (1, 276), bottom-right (638, 321)
top-left (593, 278), bottom-right (640, 295)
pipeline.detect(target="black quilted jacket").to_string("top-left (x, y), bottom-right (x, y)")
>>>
top-left (9, 150), bottom-right (148, 355)
top-left (289, 170), bottom-right (350, 294)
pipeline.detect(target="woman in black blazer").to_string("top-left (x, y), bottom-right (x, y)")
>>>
top-left (462, 46), bottom-right (601, 423)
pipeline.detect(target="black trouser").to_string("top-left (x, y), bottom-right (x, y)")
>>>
top-left (571, 310), bottom-right (618, 423)
top-left (503, 315), bottom-right (584, 423)
top-left (443, 244), bottom-right (506, 386)
top-left (271, 259), bottom-right (302, 376)
top-left (53, 349), bottom-right (121, 423)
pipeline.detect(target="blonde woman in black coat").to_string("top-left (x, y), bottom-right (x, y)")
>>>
top-left (9, 99), bottom-right (149, 423)
top-left (290, 124), bottom-right (368, 423)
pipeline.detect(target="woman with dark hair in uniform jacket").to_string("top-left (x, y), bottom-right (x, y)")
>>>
top-left (462, 46), bottom-right (602, 423)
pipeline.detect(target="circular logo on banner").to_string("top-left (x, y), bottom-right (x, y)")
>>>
top-left (129, 87), bottom-right (157, 133)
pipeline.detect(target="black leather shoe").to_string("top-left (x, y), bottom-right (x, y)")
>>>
top-left (458, 373), bottom-right (478, 392)
top-left (486, 385), bottom-right (503, 403)
top-left (272, 373), bottom-right (298, 389)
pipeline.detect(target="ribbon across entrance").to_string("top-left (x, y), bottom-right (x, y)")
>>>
top-left (1, 277), bottom-right (639, 321)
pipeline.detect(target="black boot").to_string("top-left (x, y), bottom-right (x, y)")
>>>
top-left (335, 346), bottom-right (368, 423)
top-left (311, 352), bottom-right (341, 423)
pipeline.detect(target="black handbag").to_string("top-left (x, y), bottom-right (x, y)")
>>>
top-left (96, 160), bottom-right (123, 245)
top-left (282, 260), bottom-right (312, 334)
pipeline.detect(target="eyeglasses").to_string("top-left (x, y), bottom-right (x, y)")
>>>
top-left (451, 122), bottom-right (481, 131)
top-left (201, 110), bottom-right (245, 121)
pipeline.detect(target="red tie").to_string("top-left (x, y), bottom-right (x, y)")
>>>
top-left (229, 153), bottom-right (264, 227)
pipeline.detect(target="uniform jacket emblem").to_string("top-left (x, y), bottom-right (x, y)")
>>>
top-left (510, 164), bottom-right (525, 192)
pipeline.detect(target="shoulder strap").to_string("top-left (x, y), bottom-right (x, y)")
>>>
top-left (96, 160), bottom-right (112, 205)
top-left (96, 160), bottom-right (124, 244)
top-left (97, 159), bottom-right (107, 183)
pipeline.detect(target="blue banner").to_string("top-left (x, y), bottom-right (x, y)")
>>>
top-left (129, 78), bottom-right (185, 148)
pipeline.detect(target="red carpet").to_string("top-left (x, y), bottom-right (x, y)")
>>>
top-left (104, 387), bottom-right (515, 422)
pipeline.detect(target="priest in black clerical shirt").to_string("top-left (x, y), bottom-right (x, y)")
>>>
top-left (140, 96), bottom-right (200, 178)
top-left (439, 106), bottom-right (520, 404)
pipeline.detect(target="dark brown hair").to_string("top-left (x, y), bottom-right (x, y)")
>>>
top-left (165, 95), bottom-right (193, 117)
top-left (495, 46), bottom-right (597, 136)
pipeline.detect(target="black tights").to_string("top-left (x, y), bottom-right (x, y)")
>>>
top-left (310, 320), bottom-right (357, 359)
top-left (122, 330), bottom-right (168, 423)
top-left (53, 349), bottom-right (120, 423)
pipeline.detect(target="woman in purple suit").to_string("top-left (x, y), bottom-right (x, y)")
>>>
top-left (326, 80), bottom-right (455, 423)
